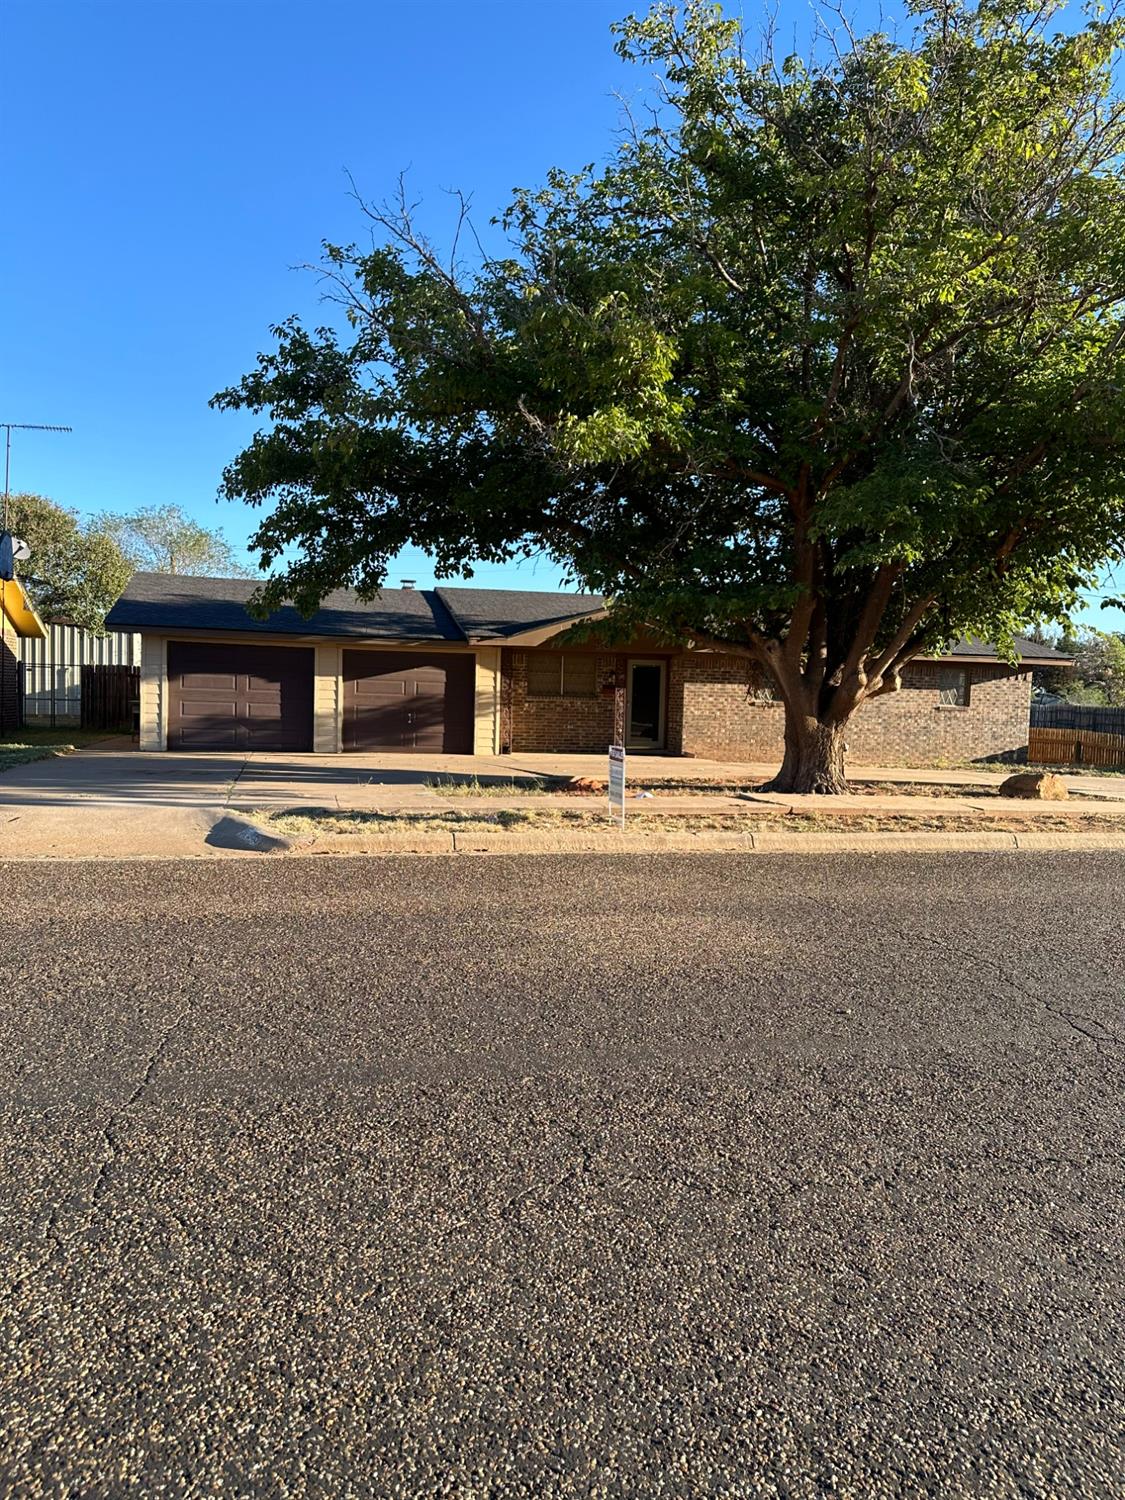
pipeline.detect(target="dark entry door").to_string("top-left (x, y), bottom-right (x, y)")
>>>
top-left (343, 651), bottom-right (475, 752)
top-left (167, 642), bottom-right (314, 751)
top-left (626, 659), bottom-right (666, 750)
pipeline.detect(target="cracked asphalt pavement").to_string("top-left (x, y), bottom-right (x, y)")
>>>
top-left (1, 852), bottom-right (1122, 1497)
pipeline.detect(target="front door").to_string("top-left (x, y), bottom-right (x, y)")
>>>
top-left (626, 659), bottom-right (665, 750)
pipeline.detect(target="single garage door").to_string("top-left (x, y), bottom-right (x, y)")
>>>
top-left (343, 650), bottom-right (475, 753)
top-left (167, 641), bottom-right (314, 751)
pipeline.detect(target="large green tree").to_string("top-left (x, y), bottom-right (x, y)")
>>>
top-left (1067, 627), bottom-right (1125, 703)
top-left (214, 0), bottom-right (1125, 790)
top-left (96, 503), bottom-right (252, 578)
top-left (7, 493), bottom-right (132, 631)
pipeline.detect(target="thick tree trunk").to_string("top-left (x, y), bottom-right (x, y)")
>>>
top-left (764, 708), bottom-right (850, 794)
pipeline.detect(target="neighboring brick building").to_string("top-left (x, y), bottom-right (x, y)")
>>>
top-left (109, 572), bottom-right (1066, 766)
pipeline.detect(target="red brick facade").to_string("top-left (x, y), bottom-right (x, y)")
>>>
top-left (670, 653), bottom-right (1031, 765)
top-left (505, 646), bottom-right (1032, 766)
top-left (0, 620), bottom-right (21, 735)
top-left (501, 649), bottom-right (626, 752)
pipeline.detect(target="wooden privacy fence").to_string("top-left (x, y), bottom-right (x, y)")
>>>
top-left (21, 624), bottom-right (141, 725)
top-left (1029, 704), bottom-right (1125, 768)
top-left (1028, 726), bottom-right (1125, 768)
top-left (80, 665), bottom-right (140, 732)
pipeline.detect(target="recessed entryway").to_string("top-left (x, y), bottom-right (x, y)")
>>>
top-left (626, 659), bottom-right (666, 750)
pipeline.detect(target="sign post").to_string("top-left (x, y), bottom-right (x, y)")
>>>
top-left (608, 744), bottom-right (626, 828)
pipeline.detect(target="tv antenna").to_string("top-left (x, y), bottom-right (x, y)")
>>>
top-left (1, 422), bottom-right (73, 531)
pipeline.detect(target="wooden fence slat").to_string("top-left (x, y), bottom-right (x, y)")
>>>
top-left (1028, 725), bottom-right (1125, 769)
top-left (80, 665), bottom-right (140, 732)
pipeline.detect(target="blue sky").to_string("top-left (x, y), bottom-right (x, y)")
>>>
top-left (3, 0), bottom-right (1122, 625)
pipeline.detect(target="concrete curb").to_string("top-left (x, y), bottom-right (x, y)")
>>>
top-left (3, 829), bottom-right (1125, 861)
top-left (3, 822), bottom-right (1124, 863)
top-left (275, 828), bottom-right (1125, 857)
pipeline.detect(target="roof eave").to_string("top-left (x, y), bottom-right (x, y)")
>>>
top-left (915, 651), bottom-right (1074, 666)
top-left (470, 608), bottom-right (611, 647)
top-left (104, 619), bottom-right (456, 645)
top-left (1, 578), bottom-right (47, 639)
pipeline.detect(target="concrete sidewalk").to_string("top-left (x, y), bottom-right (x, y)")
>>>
top-left (0, 740), bottom-right (1123, 859)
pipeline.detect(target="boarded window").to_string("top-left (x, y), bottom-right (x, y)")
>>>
top-left (526, 653), bottom-right (597, 698)
top-left (937, 667), bottom-right (970, 707)
top-left (527, 654), bottom-right (563, 698)
top-left (561, 655), bottom-right (597, 697)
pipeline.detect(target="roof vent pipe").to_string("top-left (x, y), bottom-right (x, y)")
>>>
top-left (400, 579), bottom-right (416, 590)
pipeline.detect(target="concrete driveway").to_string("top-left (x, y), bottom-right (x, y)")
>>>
top-left (0, 742), bottom-right (543, 858)
top-left (0, 743), bottom-right (780, 859)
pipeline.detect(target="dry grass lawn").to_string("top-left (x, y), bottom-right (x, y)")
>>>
top-left (258, 804), bottom-right (1123, 839)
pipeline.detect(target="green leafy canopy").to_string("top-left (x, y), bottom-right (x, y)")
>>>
top-left (214, 0), bottom-right (1125, 730)
top-left (8, 494), bottom-right (132, 632)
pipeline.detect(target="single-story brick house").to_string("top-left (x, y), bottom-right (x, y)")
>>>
top-left (105, 572), bottom-right (1070, 764)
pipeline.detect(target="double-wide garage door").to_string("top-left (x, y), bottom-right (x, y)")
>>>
top-left (166, 642), bottom-right (475, 753)
top-left (343, 650), bottom-right (474, 752)
top-left (167, 642), bottom-right (314, 752)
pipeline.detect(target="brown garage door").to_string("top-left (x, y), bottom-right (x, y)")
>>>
top-left (167, 642), bottom-right (314, 751)
top-left (343, 650), bottom-right (474, 753)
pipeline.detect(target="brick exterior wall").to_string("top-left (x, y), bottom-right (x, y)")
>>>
top-left (503, 649), bottom-right (624, 752)
top-left (0, 624), bottom-right (21, 734)
top-left (668, 654), bottom-right (779, 761)
top-left (848, 662), bottom-right (1031, 764)
top-left (505, 645), bottom-right (1031, 765)
top-left (669, 653), bottom-right (1032, 766)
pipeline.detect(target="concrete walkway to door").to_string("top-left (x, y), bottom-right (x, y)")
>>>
top-left (1, 738), bottom-right (1123, 858)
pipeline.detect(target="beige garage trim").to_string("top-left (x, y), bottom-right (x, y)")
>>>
top-left (314, 643), bottom-right (342, 753)
top-left (474, 647), bottom-right (501, 755)
top-left (139, 635), bottom-right (167, 751)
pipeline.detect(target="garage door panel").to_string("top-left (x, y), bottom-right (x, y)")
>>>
top-left (168, 643), bottom-right (313, 751)
top-left (354, 681), bottom-right (409, 703)
top-left (350, 705), bottom-right (413, 742)
top-left (409, 699), bottom-right (447, 749)
top-left (179, 700), bottom-right (240, 718)
top-left (180, 672), bottom-right (240, 690)
top-left (343, 651), bottom-right (474, 753)
top-left (179, 726), bottom-right (240, 749)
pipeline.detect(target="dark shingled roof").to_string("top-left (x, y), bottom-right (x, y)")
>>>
top-left (104, 573), bottom-right (1073, 663)
top-left (434, 587), bottom-right (605, 640)
top-left (104, 574), bottom-right (464, 641)
top-left (941, 634), bottom-right (1072, 664)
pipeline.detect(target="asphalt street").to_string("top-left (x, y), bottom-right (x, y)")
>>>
top-left (0, 852), bottom-right (1122, 1497)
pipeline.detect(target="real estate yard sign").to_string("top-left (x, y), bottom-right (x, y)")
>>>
top-left (608, 744), bottom-right (626, 828)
